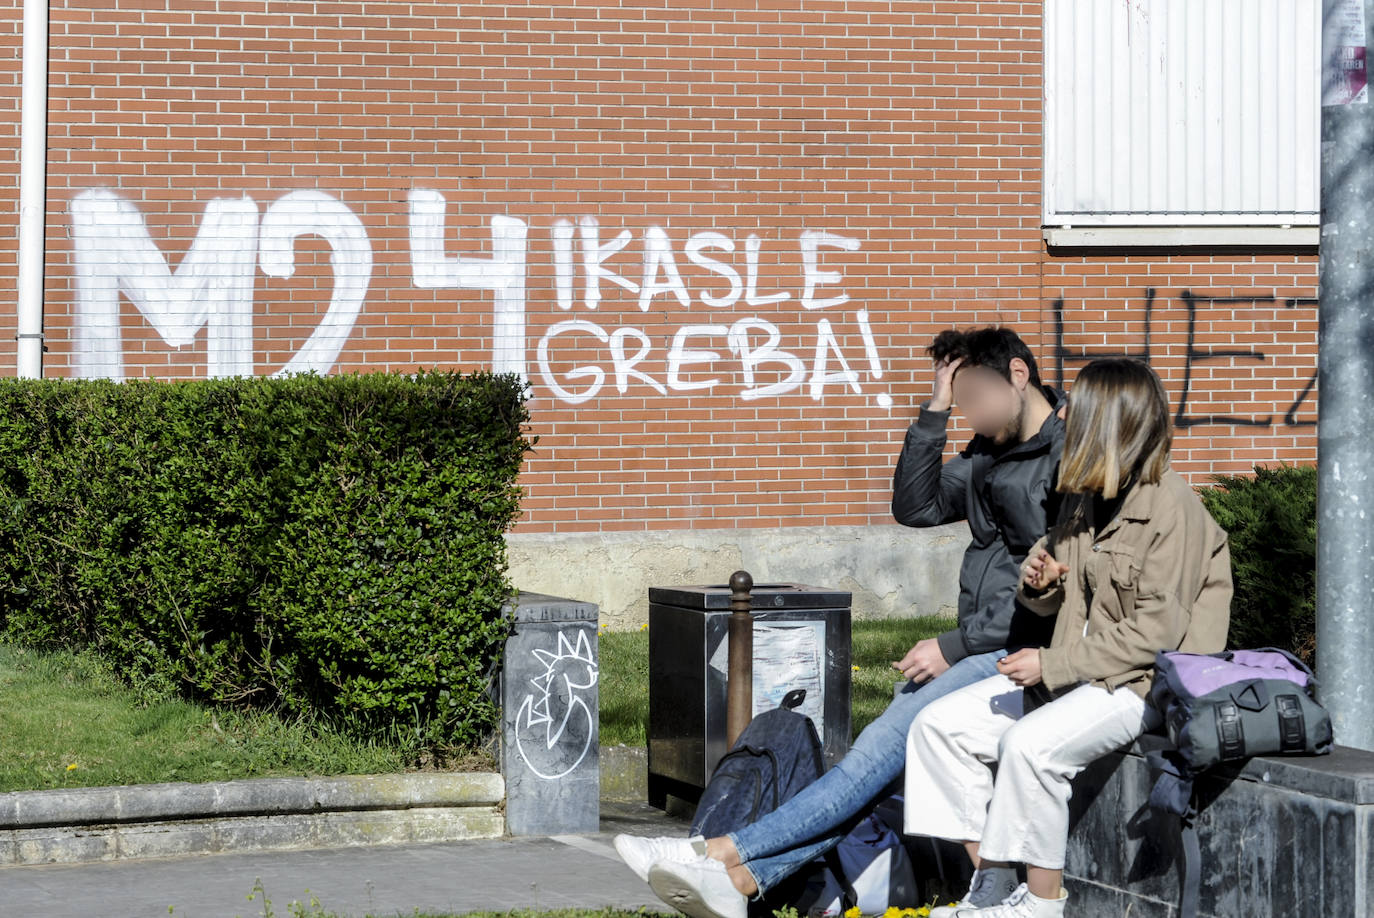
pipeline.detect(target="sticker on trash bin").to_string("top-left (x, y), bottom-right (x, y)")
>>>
top-left (708, 622), bottom-right (826, 734)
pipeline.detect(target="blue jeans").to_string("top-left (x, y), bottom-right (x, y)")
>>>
top-left (727, 648), bottom-right (1007, 896)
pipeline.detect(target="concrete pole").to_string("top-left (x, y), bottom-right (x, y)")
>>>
top-left (1317, 0), bottom-right (1374, 752)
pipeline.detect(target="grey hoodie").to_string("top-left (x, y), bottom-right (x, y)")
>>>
top-left (891, 386), bottom-right (1066, 664)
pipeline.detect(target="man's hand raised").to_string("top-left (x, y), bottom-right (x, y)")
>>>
top-left (927, 356), bottom-right (963, 412)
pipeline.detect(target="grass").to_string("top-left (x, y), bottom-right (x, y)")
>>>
top-left (598, 616), bottom-right (958, 747)
top-left (0, 644), bottom-right (479, 793)
top-left (1, 615), bottom-right (954, 792)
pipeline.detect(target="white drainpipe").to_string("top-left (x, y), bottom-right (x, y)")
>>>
top-left (16, 0), bottom-right (49, 379)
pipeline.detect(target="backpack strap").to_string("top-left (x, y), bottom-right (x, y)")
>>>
top-left (1177, 809), bottom-right (1202, 918)
top-left (1144, 746), bottom-right (1201, 918)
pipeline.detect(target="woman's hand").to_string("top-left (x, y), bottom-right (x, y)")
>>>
top-left (997, 648), bottom-right (1043, 687)
top-left (1022, 546), bottom-right (1069, 591)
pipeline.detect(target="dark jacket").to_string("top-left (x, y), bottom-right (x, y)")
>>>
top-left (891, 386), bottom-right (1066, 664)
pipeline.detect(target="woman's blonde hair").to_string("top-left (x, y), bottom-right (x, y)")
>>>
top-left (1057, 358), bottom-right (1171, 498)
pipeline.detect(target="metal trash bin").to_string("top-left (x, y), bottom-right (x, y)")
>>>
top-left (646, 582), bottom-right (852, 809)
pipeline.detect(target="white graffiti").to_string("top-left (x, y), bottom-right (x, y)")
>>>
top-left (71, 190), bottom-right (260, 380)
top-left (408, 189), bottom-right (528, 378)
top-left (259, 191), bottom-right (372, 377)
top-left (67, 187), bottom-right (890, 407)
top-left (513, 626), bottom-right (598, 781)
top-left (70, 188), bottom-right (373, 381)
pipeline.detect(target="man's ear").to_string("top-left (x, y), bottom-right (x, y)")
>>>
top-left (1008, 357), bottom-right (1031, 390)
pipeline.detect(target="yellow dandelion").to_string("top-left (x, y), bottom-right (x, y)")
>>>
top-left (843, 908), bottom-right (863, 918)
top-left (66, 763), bottom-right (78, 771)
top-left (640, 622), bottom-right (649, 631)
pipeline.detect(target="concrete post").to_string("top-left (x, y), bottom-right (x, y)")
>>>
top-left (1317, 0), bottom-right (1374, 751)
top-left (500, 591), bottom-right (600, 834)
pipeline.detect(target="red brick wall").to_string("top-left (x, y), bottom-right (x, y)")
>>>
top-left (8, 0), bottom-right (1318, 533)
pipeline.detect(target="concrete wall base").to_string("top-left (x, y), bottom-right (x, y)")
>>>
top-left (507, 522), bottom-right (970, 629)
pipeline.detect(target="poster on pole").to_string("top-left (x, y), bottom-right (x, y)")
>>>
top-left (1324, 0), bottom-right (1369, 105)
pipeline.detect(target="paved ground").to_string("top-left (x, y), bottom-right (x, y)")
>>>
top-left (0, 803), bottom-right (687, 918)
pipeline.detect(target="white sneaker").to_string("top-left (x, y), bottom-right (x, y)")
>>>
top-left (951, 883), bottom-right (1068, 917)
top-left (613, 833), bottom-right (706, 883)
top-left (648, 857), bottom-right (749, 918)
top-left (931, 866), bottom-right (1020, 917)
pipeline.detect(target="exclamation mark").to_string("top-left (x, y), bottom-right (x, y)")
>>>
top-left (856, 309), bottom-right (893, 408)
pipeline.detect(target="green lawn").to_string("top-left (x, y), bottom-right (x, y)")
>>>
top-left (0, 644), bottom-right (449, 793)
top-left (0, 615), bottom-right (954, 793)
top-left (598, 616), bottom-right (957, 747)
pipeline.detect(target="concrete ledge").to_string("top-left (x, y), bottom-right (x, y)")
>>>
top-left (1065, 735), bottom-right (1374, 916)
top-left (0, 773), bottom-right (505, 866)
top-left (600, 745), bottom-right (648, 803)
top-left (1043, 225), bottom-right (1319, 249)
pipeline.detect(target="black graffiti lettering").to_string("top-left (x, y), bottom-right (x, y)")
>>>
top-left (1173, 292), bottom-right (1271, 429)
top-left (1052, 288), bottom-right (1315, 430)
top-left (1052, 287), bottom-right (1154, 388)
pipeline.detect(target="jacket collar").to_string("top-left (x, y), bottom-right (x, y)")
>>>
top-left (1092, 468), bottom-right (1166, 540)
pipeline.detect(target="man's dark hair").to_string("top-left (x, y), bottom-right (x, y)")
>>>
top-left (926, 326), bottom-right (1042, 389)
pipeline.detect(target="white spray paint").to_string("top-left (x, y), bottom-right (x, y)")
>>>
top-left (71, 189), bottom-right (260, 380)
top-left (260, 190), bottom-right (372, 377)
top-left (408, 188), bottom-right (529, 379)
top-left (69, 187), bottom-right (888, 407)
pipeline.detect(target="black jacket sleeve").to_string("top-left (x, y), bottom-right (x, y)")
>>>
top-left (891, 404), bottom-right (972, 528)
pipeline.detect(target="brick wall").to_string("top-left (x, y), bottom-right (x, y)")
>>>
top-left (6, 0), bottom-right (1319, 534)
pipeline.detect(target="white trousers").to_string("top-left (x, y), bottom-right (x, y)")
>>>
top-left (903, 674), bottom-right (1161, 870)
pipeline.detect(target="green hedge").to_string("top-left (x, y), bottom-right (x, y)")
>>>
top-left (0, 371), bottom-right (532, 749)
top-left (1200, 464), bottom-right (1317, 665)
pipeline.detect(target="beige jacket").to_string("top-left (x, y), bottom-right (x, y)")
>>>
top-left (1018, 468), bottom-right (1233, 699)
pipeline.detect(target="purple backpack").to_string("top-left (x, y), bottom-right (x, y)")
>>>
top-left (1149, 647), bottom-right (1331, 783)
top-left (1145, 647), bottom-right (1332, 918)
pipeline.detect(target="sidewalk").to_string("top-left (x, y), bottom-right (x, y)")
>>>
top-left (0, 802), bottom-right (686, 918)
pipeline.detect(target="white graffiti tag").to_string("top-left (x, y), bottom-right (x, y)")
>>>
top-left (513, 626), bottom-right (599, 780)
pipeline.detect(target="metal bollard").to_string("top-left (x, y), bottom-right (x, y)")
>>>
top-left (725, 569), bottom-right (754, 748)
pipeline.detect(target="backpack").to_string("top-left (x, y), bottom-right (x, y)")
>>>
top-left (1144, 647), bottom-right (1333, 918)
top-left (806, 796), bottom-right (918, 917)
top-left (691, 689), bottom-right (826, 839)
top-left (691, 691), bottom-right (916, 917)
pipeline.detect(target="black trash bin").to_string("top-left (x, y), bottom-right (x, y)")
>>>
top-left (646, 582), bottom-right (852, 810)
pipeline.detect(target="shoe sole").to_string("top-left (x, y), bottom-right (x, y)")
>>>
top-left (648, 864), bottom-right (743, 918)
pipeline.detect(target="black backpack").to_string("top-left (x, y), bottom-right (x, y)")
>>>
top-left (691, 689), bottom-right (824, 838)
top-left (690, 691), bottom-right (918, 917)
